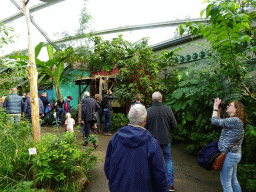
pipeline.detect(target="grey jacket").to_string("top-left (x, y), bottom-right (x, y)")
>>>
top-left (3, 94), bottom-right (23, 114)
top-left (81, 97), bottom-right (100, 122)
top-left (145, 102), bottom-right (177, 145)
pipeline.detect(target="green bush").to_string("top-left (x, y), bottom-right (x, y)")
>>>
top-left (0, 107), bottom-right (34, 190)
top-left (2, 181), bottom-right (46, 192)
top-left (237, 163), bottom-right (256, 192)
top-left (32, 132), bottom-right (98, 191)
top-left (110, 113), bottom-right (129, 133)
top-left (0, 107), bottom-right (99, 191)
top-left (243, 124), bottom-right (256, 164)
top-left (165, 62), bottom-right (226, 153)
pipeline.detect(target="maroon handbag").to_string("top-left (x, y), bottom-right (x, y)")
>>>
top-left (212, 136), bottom-right (243, 171)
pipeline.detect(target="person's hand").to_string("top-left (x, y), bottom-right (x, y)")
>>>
top-left (109, 90), bottom-right (112, 94)
top-left (54, 102), bottom-right (57, 106)
top-left (214, 98), bottom-right (221, 110)
top-left (81, 121), bottom-right (84, 124)
top-left (41, 114), bottom-right (44, 117)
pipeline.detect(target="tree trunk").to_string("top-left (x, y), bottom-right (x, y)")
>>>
top-left (54, 81), bottom-right (60, 100)
top-left (22, 0), bottom-right (41, 143)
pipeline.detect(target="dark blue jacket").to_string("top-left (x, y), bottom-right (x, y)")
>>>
top-left (64, 99), bottom-right (71, 115)
top-left (24, 97), bottom-right (44, 116)
top-left (104, 125), bottom-right (168, 192)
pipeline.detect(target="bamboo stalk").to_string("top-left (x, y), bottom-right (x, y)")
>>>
top-left (22, 0), bottom-right (41, 142)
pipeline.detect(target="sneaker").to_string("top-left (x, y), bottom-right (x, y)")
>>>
top-left (104, 133), bottom-right (113, 136)
top-left (169, 185), bottom-right (175, 192)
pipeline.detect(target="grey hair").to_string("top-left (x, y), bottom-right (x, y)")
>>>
top-left (152, 91), bottom-right (162, 102)
top-left (11, 87), bottom-right (17, 94)
top-left (84, 91), bottom-right (90, 97)
top-left (128, 104), bottom-right (147, 125)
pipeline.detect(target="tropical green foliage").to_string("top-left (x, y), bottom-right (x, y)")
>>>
top-left (0, 107), bottom-right (35, 190)
top-left (0, 107), bottom-right (98, 191)
top-left (32, 132), bottom-right (98, 191)
top-left (114, 38), bottom-right (164, 108)
top-left (0, 24), bottom-right (24, 97)
top-left (84, 35), bottom-right (172, 108)
top-left (0, 22), bottom-right (16, 49)
top-left (166, 61), bottom-right (224, 148)
top-left (167, 0), bottom-right (256, 190)
top-left (88, 35), bottom-right (129, 73)
top-left (178, 0), bottom-right (256, 101)
top-left (2, 181), bottom-right (46, 192)
top-left (110, 113), bottom-right (129, 133)
top-left (10, 43), bottom-right (74, 99)
top-left (0, 60), bottom-right (29, 97)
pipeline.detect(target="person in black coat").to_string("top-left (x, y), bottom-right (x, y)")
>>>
top-left (39, 92), bottom-right (49, 125)
top-left (54, 94), bottom-right (64, 126)
top-left (145, 91), bottom-right (177, 192)
top-left (40, 92), bottom-right (49, 114)
top-left (81, 91), bottom-right (100, 146)
top-left (101, 89), bottom-right (115, 136)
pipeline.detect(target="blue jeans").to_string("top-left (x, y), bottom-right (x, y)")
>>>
top-left (104, 110), bottom-right (111, 133)
top-left (220, 152), bottom-right (242, 192)
top-left (81, 123), bottom-right (92, 135)
top-left (160, 143), bottom-right (174, 186)
top-left (81, 123), bottom-right (85, 135)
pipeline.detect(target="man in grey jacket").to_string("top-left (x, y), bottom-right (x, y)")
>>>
top-left (145, 91), bottom-right (177, 192)
top-left (81, 91), bottom-right (100, 146)
top-left (3, 88), bottom-right (23, 122)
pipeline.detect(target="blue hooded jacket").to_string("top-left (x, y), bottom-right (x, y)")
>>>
top-left (104, 125), bottom-right (168, 192)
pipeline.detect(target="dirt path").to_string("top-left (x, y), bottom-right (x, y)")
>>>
top-left (41, 125), bottom-right (223, 192)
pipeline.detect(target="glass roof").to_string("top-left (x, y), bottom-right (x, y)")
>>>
top-left (0, 0), bottom-right (207, 60)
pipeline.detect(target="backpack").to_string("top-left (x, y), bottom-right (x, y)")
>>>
top-left (45, 104), bottom-right (52, 114)
top-left (198, 141), bottom-right (221, 171)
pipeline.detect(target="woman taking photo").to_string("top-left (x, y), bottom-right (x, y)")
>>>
top-left (211, 98), bottom-right (248, 192)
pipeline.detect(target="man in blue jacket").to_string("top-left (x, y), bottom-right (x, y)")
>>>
top-left (23, 92), bottom-right (44, 123)
top-left (104, 104), bottom-right (168, 192)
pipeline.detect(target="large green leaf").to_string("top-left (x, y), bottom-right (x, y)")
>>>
top-left (35, 42), bottom-right (44, 58)
top-left (47, 44), bottom-right (54, 60)
top-left (54, 62), bottom-right (64, 85)
top-left (173, 90), bottom-right (183, 99)
top-left (35, 58), bottom-right (52, 76)
top-left (46, 59), bottom-right (57, 68)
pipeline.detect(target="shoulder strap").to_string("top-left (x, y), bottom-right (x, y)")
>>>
top-left (227, 135), bottom-right (244, 153)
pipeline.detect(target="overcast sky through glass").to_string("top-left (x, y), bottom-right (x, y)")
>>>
top-left (0, 0), bottom-right (207, 60)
